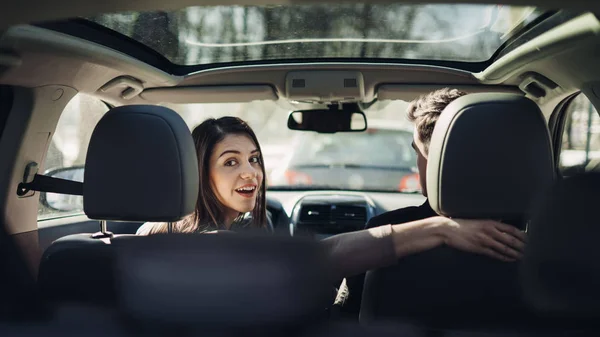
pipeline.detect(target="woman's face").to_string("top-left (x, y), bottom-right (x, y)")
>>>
top-left (209, 134), bottom-right (263, 221)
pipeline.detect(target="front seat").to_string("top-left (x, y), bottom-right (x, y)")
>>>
top-left (522, 172), bottom-right (600, 333)
top-left (38, 105), bottom-right (198, 306)
top-left (360, 93), bottom-right (555, 329)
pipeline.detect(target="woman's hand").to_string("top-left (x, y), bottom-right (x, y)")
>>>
top-left (441, 218), bottom-right (526, 261)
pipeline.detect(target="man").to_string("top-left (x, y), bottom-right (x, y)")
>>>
top-left (368, 88), bottom-right (468, 227)
top-left (333, 88), bottom-right (468, 317)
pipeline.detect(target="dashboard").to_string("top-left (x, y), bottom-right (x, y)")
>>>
top-left (265, 190), bottom-right (425, 237)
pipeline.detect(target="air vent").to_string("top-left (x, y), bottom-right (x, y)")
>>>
top-left (296, 202), bottom-right (368, 235)
top-left (332, 205), bottom-right (367, 224)
top-left (299, 204), bottom-right (331, 223)
top-left (344, 78), bottom-right (357, 88)
top-left (292, 79), bottom-right (306, 88)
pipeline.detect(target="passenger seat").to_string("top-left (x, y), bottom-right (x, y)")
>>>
top-left (360, 93), bottom-right (555, 329)
top-left (37, 105), bottom-right (199, 306)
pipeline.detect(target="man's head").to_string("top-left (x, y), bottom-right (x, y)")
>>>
top-left (407, 88), bottom-right (467, 196)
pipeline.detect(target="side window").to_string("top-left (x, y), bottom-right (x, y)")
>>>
top-left (559, 93), bottom-right (600, 176)
top-left (37, 94), bottom-right (109, 220)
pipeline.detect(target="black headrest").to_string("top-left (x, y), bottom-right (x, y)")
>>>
top-left (427, 93), bottom-right (554, 219)
top-left (84, 105), bottom-right (198, 222)
top-left (522, 173), bottom-right (600, 319)
top-left (113, 234), bottom-right (333, 328)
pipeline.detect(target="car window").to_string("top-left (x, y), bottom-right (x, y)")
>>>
top-left (559, 93), bottom-right (600, 176)
top-left (89, 5), bottom-right (543, 65)
top-left (37, 94), bottom-right (109, 220)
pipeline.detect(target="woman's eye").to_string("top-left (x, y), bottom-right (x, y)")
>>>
top-left (250, 156), bottom-right (260, 164)
top-left (224, 159), bottom-right (238, 166)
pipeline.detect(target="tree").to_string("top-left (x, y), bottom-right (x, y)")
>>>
top-left (131, 11), bottom-right (180, 62)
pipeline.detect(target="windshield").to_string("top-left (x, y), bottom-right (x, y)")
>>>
top-left (267, 128), bottom-right (418, 192)
top-left (87, 4), bottom-right (543, 65)
top-left (163, 100), bottom-right (416, 192)
top-left (289, 130), bottom-right (415, 169)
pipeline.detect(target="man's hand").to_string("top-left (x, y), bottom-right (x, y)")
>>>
top-left (442, 218), bottom-right (526, 261)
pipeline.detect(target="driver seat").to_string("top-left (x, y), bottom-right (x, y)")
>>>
top-left (360, 93), bottom-right (555, 329)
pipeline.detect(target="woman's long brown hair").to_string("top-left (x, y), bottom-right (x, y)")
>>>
top-left (150, 117), bottom-right (267, 233)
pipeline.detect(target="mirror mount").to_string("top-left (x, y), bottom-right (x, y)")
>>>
top-left (287, 103), bottom-right (367, 134)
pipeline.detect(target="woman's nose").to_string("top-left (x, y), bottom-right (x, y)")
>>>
top-left (240, 163), bottom-right (258, 179)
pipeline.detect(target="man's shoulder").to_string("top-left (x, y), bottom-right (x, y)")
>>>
top-left (366, 200), bottom-right (435, 229)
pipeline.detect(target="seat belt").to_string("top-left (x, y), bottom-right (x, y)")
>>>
top-left (17, 174), bottom-right (83, 196)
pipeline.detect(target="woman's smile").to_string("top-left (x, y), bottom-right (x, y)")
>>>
top-left (235, 184), bottom-right (257, 198)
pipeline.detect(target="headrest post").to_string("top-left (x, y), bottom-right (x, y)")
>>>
top-left (91, 220), bottom-right (113, 239)
top-left (167, 222), bottom-right (173, 234)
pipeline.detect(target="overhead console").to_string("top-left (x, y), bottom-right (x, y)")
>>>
top-left (285, 70), bottom-right (365, 104)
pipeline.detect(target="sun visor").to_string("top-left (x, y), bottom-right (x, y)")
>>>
top-left (377, 84), bottom-right (522, 101)
top-left (140, 85), bottom-right (278, 104)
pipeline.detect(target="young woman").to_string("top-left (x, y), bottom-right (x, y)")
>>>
top-left (136, 117), bottom-right (525, 278)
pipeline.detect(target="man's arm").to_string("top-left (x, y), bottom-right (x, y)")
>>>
top-left (323, 217), bottom-right (525, 279)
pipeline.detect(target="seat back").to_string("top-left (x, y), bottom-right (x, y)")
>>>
top-left (361, 93), bottom-right (554, 329)
top-left (522, 172), bottom-right (600, 331)
top-left (38, 105), bottom-right (198, 305)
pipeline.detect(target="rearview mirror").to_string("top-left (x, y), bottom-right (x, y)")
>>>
top-left (40, 166), bottom-right (85, 212)
top-left (287, 109), bottom-right (367, 133)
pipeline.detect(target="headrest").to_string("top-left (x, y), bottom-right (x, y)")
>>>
top-left (84, 105), bottom-right (198, 222)
top-left (427, 93), bottom-right (554, 219)
top-left (522, 173), bottom-right (600, 319)
top-left (113, 234), bottom-right (333, 328)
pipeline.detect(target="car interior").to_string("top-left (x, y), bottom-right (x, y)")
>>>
top-left (1, 0), bottom-right (600, 336)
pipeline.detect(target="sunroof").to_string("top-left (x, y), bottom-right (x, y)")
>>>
top-left (87, 4), bottom-right (543, 66)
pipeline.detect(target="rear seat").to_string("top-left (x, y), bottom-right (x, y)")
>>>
top-left (360, 93), bottom-right (555, 329)
top-left (38, 105), bottom-right (199, 305)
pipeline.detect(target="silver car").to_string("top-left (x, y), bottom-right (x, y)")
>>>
top-left (269, 120), bottom-right (421, 192)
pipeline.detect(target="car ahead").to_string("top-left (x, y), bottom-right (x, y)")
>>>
top-left (269, 120), bottom-right (421, 193)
